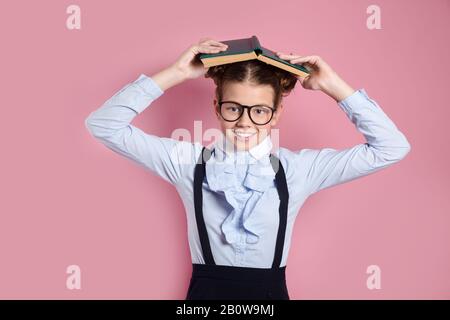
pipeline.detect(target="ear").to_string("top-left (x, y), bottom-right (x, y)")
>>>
top-left (213, 99), bottom-right (220, 118)
top-left (270, 103), bottom-right (284, 126)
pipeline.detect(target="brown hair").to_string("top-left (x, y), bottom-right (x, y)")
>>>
top-left (204, 60), bottom-right (298, 110)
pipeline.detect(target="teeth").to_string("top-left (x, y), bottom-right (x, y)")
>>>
top-left (233, 130), bottom-right (256, 138)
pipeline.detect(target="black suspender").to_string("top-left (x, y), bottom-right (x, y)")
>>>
top-left (270, 153), bottom-right (289, 268)
top-left (193, 147), bottom-right (214, 265)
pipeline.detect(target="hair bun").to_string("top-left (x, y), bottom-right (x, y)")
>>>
top-left (274, 69), bottom-right (298, 96)
top-left (205, 64), bottom-right (229, 85)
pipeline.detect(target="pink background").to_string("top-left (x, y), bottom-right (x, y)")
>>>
top-left (0, 0), bottom-right (449, 299)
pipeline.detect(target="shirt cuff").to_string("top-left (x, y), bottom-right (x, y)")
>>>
top-left (127, 73), bottom-right (164, 113)
top-left (136, 73), bottom-right (164, 95)
top-left (337, 88), bottom-right (378, 116)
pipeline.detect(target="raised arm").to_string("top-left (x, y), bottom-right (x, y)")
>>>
top-left (275, 52), bottom-right (411, 194)
top-left (85, 38), bottom-right (229, 185)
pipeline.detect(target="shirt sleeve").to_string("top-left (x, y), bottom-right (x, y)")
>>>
top-left (298, 88), bottom-right (411, 195)
top-left (84, 73), bottom-right (194, 185)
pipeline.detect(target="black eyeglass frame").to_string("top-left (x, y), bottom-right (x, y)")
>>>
top-left (217, 101), bottom-right (276, 125)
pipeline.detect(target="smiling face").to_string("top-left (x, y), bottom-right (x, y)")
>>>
top-left (213, 81), bottom-right (284, 151)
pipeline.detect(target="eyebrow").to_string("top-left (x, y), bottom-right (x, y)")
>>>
top-left (223, 100), bottom-right (272, 108)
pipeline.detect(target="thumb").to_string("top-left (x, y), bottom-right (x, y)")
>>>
top-left (297, 75), bottom-right (308, 87)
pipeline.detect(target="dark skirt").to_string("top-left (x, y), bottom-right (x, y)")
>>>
top-left (185, 263), bottom-right (290, 300)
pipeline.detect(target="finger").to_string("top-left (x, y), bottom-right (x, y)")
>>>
top-left (198, 45), bottom-right (226, 53)
top-left (201, 43), bottom-right (225, 49)
top-left (297, 75), bottom-right (310, 86)
top-left (207, 44), bottom-right (227, 51)
top-left (199, 38), bottom-right (215, 45)
top-left (275, 51), bottom-right (299, 56)
top-left (276, 52), bottom-right (302, 59)
top-left (210, 42), bottom-right (228, 49)
top-left (201, 39), bottom-right (228, 47)
top-left (205, 41), bottom-right (227, 47)
top-left (199, 48), bottom-right (222, 53)
top-left (290, 56), bottom-right (318, 64)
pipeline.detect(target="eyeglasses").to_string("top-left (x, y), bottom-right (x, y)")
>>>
top-left (218, 101), bottom-right (276, 125)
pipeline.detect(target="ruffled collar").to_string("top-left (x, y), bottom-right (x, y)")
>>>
top-left (204, 134), bottom-right (277, 245)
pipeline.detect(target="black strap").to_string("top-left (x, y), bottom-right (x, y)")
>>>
top-left (193, 147), bottom-right (215, 265)
top-left (269, 153), bottom-right (289, 268)
top-left (193, 146), bottom-right (289, 268)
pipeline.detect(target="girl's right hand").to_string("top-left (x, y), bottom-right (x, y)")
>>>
top-left (171, 38), bottom-right (228, 80)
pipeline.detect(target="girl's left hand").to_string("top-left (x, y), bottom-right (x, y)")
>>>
top-left (275, 52), bottom-right (336, 90)
top-left (276, 52), bottom-right (355, 101)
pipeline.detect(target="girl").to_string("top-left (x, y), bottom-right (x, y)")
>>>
top-left (85, 38), bottom-right (411, 300)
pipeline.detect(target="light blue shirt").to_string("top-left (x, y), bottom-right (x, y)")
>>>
top-left (85, 73), bottom-right (411, 268)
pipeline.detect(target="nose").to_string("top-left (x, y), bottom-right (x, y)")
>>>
top-left (236, 108), bottom-right (254, 127)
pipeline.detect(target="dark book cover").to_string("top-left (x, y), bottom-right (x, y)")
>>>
top-left (199, 35), bottom-right (310, 76)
